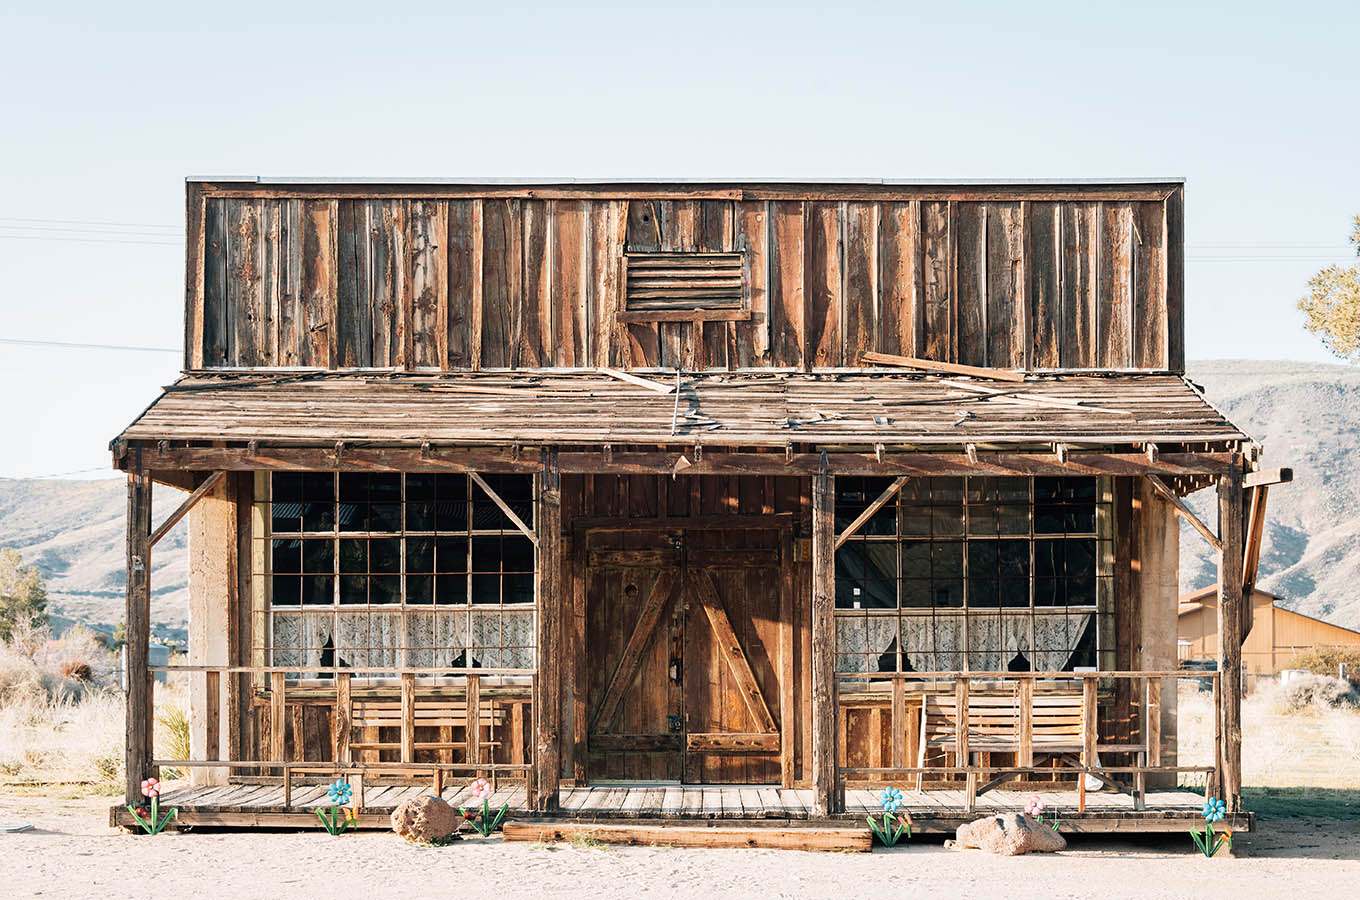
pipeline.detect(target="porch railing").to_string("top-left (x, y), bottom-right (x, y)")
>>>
top-left (146, 664), bottom-right (537, 808)
top-left (834, 669), bottom-right (1219, 814)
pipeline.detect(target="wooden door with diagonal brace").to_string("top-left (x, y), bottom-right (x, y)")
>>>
top-left (585, 524), bottom-right (788, 783)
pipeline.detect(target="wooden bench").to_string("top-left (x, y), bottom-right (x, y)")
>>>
top-left (916, 681), bottom-right (1149, 805)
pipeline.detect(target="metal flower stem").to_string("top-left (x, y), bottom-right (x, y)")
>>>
top-left (126, 795), bottom-right (177, 835)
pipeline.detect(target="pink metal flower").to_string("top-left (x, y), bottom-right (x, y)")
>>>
top-left (141, 777), bottom-right (161, 799)
top-left (1024, 795), bottom-right (1045, 817)
top-left (469, 778), bottom-right (493, 801)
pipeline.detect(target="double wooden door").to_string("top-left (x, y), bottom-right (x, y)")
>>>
top-left (584, 524), bottom-right (789, 784)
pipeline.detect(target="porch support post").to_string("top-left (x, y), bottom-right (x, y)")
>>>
top-left (1216, 453), bottom-right (1245, 812)
top-left (810, 465), bottom-right (839, 817)
top-left (532, 448), bottom-right (563, 810)
top-left (124, 449), bottom-right (154, 806)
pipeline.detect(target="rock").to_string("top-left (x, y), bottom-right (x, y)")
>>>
top-left (952, 813), bottom-right (1066, 855)
top-left (390, 795), bottom-right (460, 843)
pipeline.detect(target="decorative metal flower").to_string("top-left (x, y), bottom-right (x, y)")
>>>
top-left (327, 779), bottom-right (353, 806)
top-left (140, 777), bottom-right (161, 799)
top-left (469, 777), bottom-right (494, 801)
top-left (1201, 798), bottom-right (1226, 823)
top-left (879, 786), bottom-right (905, 813)
top-left (1025, 795), bottom-right (1046, 817)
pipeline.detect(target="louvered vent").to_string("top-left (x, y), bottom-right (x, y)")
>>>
top-left (624, 251), bottom-right (744, 312)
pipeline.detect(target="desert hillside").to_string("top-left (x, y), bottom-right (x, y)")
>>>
top-left (1, 359), bottom-right (1356, 634)
top-left (0, 477), bottom-right (187, 637)
top-left (1179, 360), bottom-right (1360, 630)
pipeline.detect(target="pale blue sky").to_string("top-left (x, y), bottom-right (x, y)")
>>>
top-left (2, 1), bottom-right (1357, 478)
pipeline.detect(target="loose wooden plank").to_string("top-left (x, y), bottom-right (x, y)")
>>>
top-left (859, 351), bottom-right (1026, 382)
top-left (502, 821), bottom-right (871, 851)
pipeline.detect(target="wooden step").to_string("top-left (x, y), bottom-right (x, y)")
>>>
top-left (502, 821), bottom-right (870, 852)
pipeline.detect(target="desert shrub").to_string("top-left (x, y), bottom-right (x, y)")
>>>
top-left (1284, 646), bottom-right (1360, 679)
top-left (155, 688), bottom-right (191, 780)
top-left (1276, 673), bottom-right (1360, 711)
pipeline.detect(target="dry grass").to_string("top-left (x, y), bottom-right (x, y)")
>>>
top-left (1179, 681), bottom-right (1360, 790)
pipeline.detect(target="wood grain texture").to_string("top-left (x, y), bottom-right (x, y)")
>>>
top-left (189, 185), bottom-right (1180, 373)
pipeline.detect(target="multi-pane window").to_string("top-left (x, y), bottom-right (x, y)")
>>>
top-left (257, 472), bottom-right (536, 676)
top-left (834, 476), bottom-right (1113, 674)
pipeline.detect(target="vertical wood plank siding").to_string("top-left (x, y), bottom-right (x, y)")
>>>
top-left (193, 190), bottom-right (1181, 372)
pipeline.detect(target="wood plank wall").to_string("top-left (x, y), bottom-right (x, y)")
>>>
top-left (187, 185), bottom-right (1184, 373)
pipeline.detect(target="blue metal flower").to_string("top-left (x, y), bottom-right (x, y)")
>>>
top-left (879, 786), bottom-right (905, 814)
top-left (1201, 797), bottom-right (1226, 823)
top-left (328, 779), bottom-right (353, 806)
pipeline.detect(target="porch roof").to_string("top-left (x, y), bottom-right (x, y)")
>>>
top-left (114, 371), bottom-right (1249, 450)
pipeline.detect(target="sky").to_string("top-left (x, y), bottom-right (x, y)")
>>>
top-left (1, 1), bottom-right (1358, 479)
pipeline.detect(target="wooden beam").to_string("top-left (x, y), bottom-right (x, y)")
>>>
top-left (685, 732), bottom-right (780, 752)
top-left (124, 456), bottom-right (153, 805)
top-left (532, 450), bottom-right (563, 811)
top-left (204, 670), bottom-right (220, 763)
top-left (1217, 457), bottom-right (1245, 812)
top-left (1146, 474), bottom-right (1221, 550)
top-left (834, 476), bottom-right (908, 549)
top-left (1241, 485), bottom-right (1269, 641)
top-left (810, 467), bottom-right (838, 817)
top-left (400, 673), bottom-right (416, 763)
top-left (148, 471), bottom-right (225, 548)
top-left (468, 471), bottom-right (537, 545)
top-left (860, 351), bottom-right (1027, 382)
top-left (693, 573), bottom-right (778, 733)
top-left (778, 524), bottom-right (795, 789)
top-left (502, 822), bottom-right (872, 852)
top-left (126, 444), bottom-right (1239, 479)
top-left (1244, 467), bottom-right (1292, 489)
top-left (334, 673), bottom-right (352, 763)
top-left (596, 366), bottom-right (677, 394)
top-left (270, 671), bottom-right (286, 764)
top-left (590, 570), bottom-right (679, 732)
top-left (466, 673), bottom-right (482, 773)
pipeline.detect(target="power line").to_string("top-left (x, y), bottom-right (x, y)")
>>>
top-left (0, 216), bottom-right (181, 230)
top-left (0, 337), bottom-right (180, 353)
top-left (0, 234), bottom-right (181, 246)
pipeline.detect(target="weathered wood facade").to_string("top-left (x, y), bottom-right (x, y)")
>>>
top-left (185, 180), bottom-right (1183, 374)
top-left (112, 179), bottom-right (1268, 837)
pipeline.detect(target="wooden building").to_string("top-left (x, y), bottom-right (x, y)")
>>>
top-left (109, 178), bottom-right (1278, 837)
top-left (1180, 586), bottom-right (1360, 681)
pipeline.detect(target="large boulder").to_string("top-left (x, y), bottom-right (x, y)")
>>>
top-left (952, 813), bottom-right (1066, 855)
top-left (390, 795), bottom-right (460, 843)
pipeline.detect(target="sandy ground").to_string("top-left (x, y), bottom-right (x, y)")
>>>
top-left (2, 789), bottom-right (1358, 900)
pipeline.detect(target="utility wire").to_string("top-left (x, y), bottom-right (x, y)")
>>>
top-left (0, 337), bottom-right (181, 353)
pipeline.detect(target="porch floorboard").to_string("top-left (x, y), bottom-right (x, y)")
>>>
top-left (111, 783), bottom-right (1249, 834)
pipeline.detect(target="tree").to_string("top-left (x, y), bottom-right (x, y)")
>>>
top-left (1298, 216), bottom-right (1360, 361)
top-left (0, 547), bottom-right (48, 642)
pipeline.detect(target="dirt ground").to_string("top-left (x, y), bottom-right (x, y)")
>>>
top-left (2, 787), bottom-right (1357, 900)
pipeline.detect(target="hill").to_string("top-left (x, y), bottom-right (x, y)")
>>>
top-left (1, 359), bottom-right (1357, 635)
top-left (0, 476), bottom-right (188, 638)
top-left (1180, 360), bottom-right (1360, 630)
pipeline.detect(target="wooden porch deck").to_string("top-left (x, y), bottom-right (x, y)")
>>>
top-left (111, 783), bottom-right (1250, 834)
